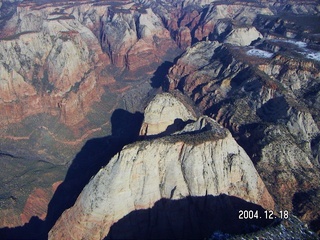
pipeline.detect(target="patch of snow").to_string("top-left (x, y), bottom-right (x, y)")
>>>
top-left (272, 39), bottom-right (308, 48)
top-left (285, 40), bottom-right (307, 48)
top-left (272, 39), bottom-right (320, 61)
top-left (305, 52), bottom-right (320, 61)
top-left (246, 49), bottom-right (273, 58)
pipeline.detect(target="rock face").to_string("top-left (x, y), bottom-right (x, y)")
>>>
top-left (167, 39), bottom-right (320, 231)
top-left (153, 1), bottom-right (272, 50)
top-left (20, 188), bottom-right (51, 224)
top-left (224, 26), bottom-right (263, 46)
top-left (49, 93), bottom-right (274, 240)
top-left (0, 0), bottom-right (181, 174)
top-left (100, 7), bottom-right (177, 71)
top-left (139, 92), bottom-right (197, 136)
top-left (0, 3), bottom-right (113, 128)
top-left (1, 0), bottom-right (320, 236)
top-left (18, 181), bottom-right (62, 225)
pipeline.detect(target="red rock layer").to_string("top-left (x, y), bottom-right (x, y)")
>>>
top-left (20, 188), bottom-right (51, 224)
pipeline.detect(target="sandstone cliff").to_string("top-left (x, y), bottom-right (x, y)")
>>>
top-left (151, 1), bottom-right (272, 49)
top-left (1, 0), bottom-right (320, 236)
top-left (139, 92), bottom-right (197, 136)
top-left (0, 0), bottom-right (180, 172)
top-left (167, 39), bottom-right (320, 232)
top-left (100, 7), bottom-right (177, 71)
top-left (0, 1), bottom-right (114, 130)
top-left (49, 93), bottom-right (274, 239)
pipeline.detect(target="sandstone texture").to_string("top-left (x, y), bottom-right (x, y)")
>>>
top-left (0, 0), bottom-right (182, 173)
top-left (224, 27), bottom-right (263, 46)
top-left (152, 1), bottom-right (272, 50)
top-left (139, 92), bottom-right (197, 136)
top-left (100, 7), bottom-right (177, 71)
top-left (0, 4), bottom-right (113, 128)
top-left (167, 39), bottom-right (320, 231)
top-left (1, 0), bottom-right (320, 237)
top-left (49, 94), bottom-right (274, 240)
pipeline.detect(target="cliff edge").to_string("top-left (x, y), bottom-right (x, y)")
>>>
top-left (49, 93), bottom-right (274, 239)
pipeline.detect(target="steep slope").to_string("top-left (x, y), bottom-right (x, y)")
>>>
top-left (0, 0), bottom-right (181, 165)
top-left (0, 1), bottom-right (182, 226)
top-left (100, 7), bottom-right (177, 71)
top-left (166, 40), bottom-right (320, 232)
top-left (1, 0), bottom-right (320, 234)
top-left (139, 92), bottom-right (197, 136)
top-left (150, 0), bottom-right (273, 49)
top-left (49, 93), bottom-right (274, 239)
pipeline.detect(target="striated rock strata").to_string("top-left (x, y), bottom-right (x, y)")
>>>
top-left (49, 93), bottom-right (274, 239)
top-left (139, 92), bottom-right (197, 136)
top-left (167, 39), bottom-right (320, 232)
top-left (1, 0), bottom-right (320, 235)
top-left (100, 7), bottom-right (177, 71)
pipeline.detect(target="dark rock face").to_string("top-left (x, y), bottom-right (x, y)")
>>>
top-left (106, 195), bottom-right (276, 240)
top-left (166, 39), bottom-right (320, 234)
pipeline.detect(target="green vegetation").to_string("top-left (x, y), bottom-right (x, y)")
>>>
top-left (86, 87), bottom-right (121, 130)
top-left (132, 127), bottom-right (228, 149)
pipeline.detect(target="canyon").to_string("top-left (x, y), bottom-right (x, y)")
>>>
top-left (0, 0), bottom-right (319, 239)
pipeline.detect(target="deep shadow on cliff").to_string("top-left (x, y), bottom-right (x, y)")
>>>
top-left (0, 109), bottom-right (143, 240)
top-left (150, 61), bottom-right (175, 88)
top-left (105, 194), bottom-right (279, 240)
top-left (150, 52), bottom-right (186, 90)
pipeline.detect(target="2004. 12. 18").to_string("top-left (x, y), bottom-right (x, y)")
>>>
top-left (238, 210), bottom-right (289, 220)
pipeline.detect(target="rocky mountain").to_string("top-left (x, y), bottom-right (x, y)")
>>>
top-left (49, 93), bottom-right (275, 239)
top-left (166, 38), bottom-right (320, 233)
top-left (0, 0), bottom-right (320, 238)
top-left (0, 0), bottom-right (179, 228)
top-left (100, 6), bottom-right (177, 71)
top-left (139, 92), bottom-right (198, 136)
top-left (0, 0), bottom-right (181, 166)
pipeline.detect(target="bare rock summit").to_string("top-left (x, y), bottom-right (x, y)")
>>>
top-left (49, 93), bottom-right (274, 240)
top-left (139, 92), bottom-right (197, 136)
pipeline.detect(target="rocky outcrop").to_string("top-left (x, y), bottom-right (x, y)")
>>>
top-left (0, 0), bottom-right (181, 172)
top-left (167, 39), bottom-right (320, 232)
top-left (0, 0), bottom-right (184, 141)
top-left (139, 92), bottom-right (197, 136)
top-left (0, 0), bottom-right (175, 230)
top-left (20, 188), bottom-right (51, 224)
top-left (18, 181), bottom-right (62, 225)
top-left (100, 7), bottom-right (177, 71)
top-left (0, 3), bottom-right (114, 129)
top-left (2, 0), bottom-right (320, 236)
top-left (49, 93), bottom-right (274, 240)
top-left (224, 26), bottom-right (262, 46)
top-left (153, 1), bottom-right (272, 49)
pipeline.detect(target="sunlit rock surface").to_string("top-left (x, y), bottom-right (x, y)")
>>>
top-left (49, 94), bottom-right (274, 240)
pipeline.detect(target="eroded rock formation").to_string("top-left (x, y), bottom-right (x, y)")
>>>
top-left (139, 92), bottom-right (197, 136)
top-left (49, 93), bottom-right (274, 240)
top-left (100, 7), bottom-right (177, 71)
top-left (1, 0), bottom-right (319, 236)
top-left (167, 39), bottom-right (320, 231)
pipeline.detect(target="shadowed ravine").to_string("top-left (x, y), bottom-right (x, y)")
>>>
top-left (105, 195), bottom-right (278, 240)
top-left (0, 108), bottom-right (278, 240)
top-left (0, 109), bottom-right (144, 240)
